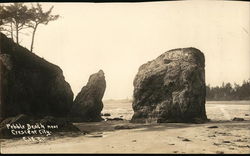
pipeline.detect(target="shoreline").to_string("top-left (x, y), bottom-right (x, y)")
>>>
top-left (1, 120), bottom-right (250, 154)
top-left (1, 101), bottom-right (250, 154)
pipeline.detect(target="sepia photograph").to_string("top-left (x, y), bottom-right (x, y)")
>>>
top-left (0, 0), bottom-right (249, 154)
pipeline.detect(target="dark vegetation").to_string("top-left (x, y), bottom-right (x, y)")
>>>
top-left (206, 80), bottom-right (250, 101)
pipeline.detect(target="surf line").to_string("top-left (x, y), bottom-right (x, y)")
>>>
top-left (219, 106), bottom-right (231, 120)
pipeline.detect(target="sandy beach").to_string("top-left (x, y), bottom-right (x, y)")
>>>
top-left (1, 101), bottom-right (250, 154)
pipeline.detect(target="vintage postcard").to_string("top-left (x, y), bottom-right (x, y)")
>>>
top-left (0, 0), bottom-right (249, 154)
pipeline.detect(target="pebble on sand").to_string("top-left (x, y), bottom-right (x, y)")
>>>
top-left (102, 113), bottom-right (111, 116)
top-left (182, 138), bottom-right (191, 142)
top-left (207, 126), bottom-right (218, 128)
top-left (232, 117), bottom-right (244, 121)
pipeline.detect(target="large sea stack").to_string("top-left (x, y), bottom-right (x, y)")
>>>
top-left (70, 70), bottom-right (106, 122)
top-left (131, 47), bottom-right (207, 123)
top-left (0, 33), bottom-right (74, 119)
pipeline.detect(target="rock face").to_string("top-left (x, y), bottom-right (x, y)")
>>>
top-left (131, 47), bottom-right (207, 123)
top-left (0, 33), bottom-right (73, 119)
top-left (70, 70), bottom-right (106, 121)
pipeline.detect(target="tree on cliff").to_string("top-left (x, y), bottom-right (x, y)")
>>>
top-left (0, 3), bottom-right (31, 45)
top-left (26, 3), bottom-right (59, 52)
top-left (0, 3), bottom-right (59, 52)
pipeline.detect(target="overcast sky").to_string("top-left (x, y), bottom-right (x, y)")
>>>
top-left (10, 1), bottom-right (250, 99)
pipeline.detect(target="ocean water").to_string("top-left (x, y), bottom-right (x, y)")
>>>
top-left (102, 100), bottom-right (134, 120)
top-left (102, 100), bottom-right (250, 121)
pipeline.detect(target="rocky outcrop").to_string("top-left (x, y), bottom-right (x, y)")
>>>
top-left (69, 70), bottom-right (106, 122)
top-left (0, 33), bottom-right (73, 119)
top-left (131, 47), bottom-right (207, 123)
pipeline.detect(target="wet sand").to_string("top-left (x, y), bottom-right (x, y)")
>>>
top-left (1, 101), bottom-right (250, 154)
